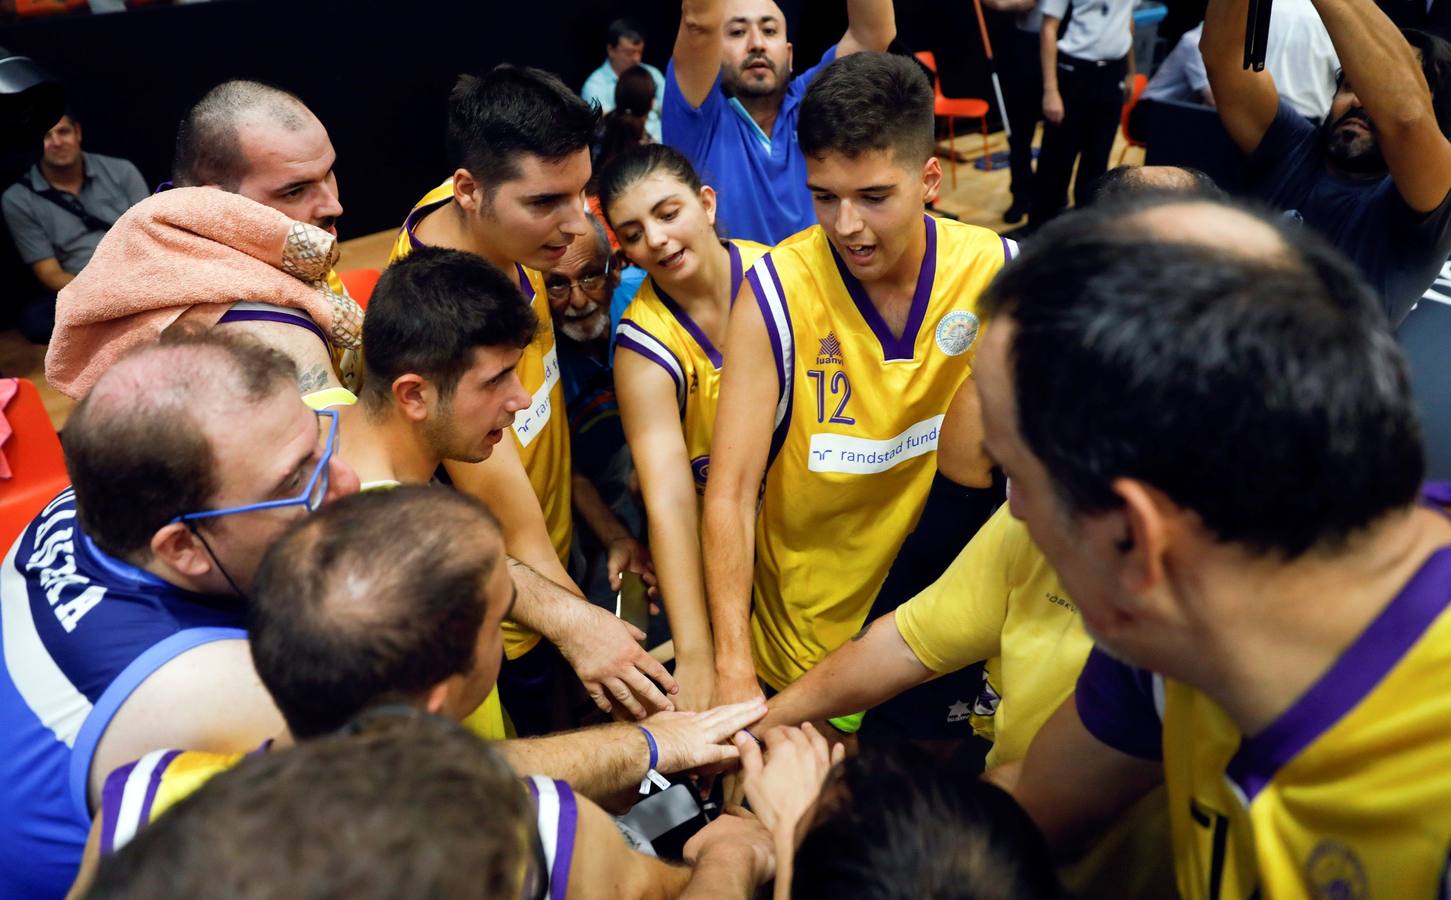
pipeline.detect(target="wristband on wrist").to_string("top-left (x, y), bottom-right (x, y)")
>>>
top-left (636, 725), bottom-right (671, 795)
top-left (637, 725), bottom-right (660, 770)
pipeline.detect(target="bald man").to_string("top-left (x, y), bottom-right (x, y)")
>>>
top-left (979, 197), bottom-right (1451, 898)
top-left (0, 331), bottom-right (360, 898)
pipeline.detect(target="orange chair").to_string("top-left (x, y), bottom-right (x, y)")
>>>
top-left (15, 0), bottom-right (86, 16)
top-left (915, 51), bottom-right (993, 190)
top-left (1117, 73), bottom-right (1150, 164)
top-left (338, 268), bottom-right (382, 311)
top-left (0, 379), bottom-right (69, 549)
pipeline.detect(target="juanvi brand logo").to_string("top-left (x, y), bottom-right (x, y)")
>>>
top-left (816, 332), bottom-right (844, 366)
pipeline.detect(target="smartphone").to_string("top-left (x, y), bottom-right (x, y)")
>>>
top-left (615, 571), bottom-right (650, 638)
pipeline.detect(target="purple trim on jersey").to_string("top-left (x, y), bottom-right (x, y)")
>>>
top-left (1075, 646), bottom-right (1164, 761)
top-left (515, 263), bottom-right (536, 302)
top-left (68, 627), bottom-right (248, 823)
top-left (550, 779), bottom-right (578, 900)
top-left (401, 196), bottom-right (449, 253)
top-left (134, 750), bottom-right (181, 839)
top-left (655, 285), bottom-right (724, 371)
top-left (1423, 481), bottom-right (1451, 508)
top-left (826, 215), bottom-right (938, 362)
top-left (728, 241), bottom-right (744, 305)
top-left (1226, 545), bottom-right (1451, 802)
top-left (97, 758), bottom-right (135, 857)
top-left (614, 322), bottom-right (685, 403)
top-left (1001, 235), bottom-right (1016, 262)
top-left (216, 309), bottom-right (328, 349)
top-left (747, 254), bottom-right (795, 471)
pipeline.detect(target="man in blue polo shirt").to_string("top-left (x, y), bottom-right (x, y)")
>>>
top-left (0, 331), bottom-right (360, 898)
top-left (664, 0), bottom-right (897, 244)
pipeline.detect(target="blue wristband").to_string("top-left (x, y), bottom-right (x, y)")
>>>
top-left (637, 725), bottom-right (659, 771)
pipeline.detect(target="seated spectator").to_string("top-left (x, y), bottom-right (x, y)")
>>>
top-left (982, 196), bottom-right (1451, 896)
top-left (595, 65), bottom-right (658, 174)
top-left (1, 111), bottom-right (146, 343)
top-left (78, 488), bottom-right (772, 897)
top-left (46, 80), bottom-right (362, 400)
top-left (583, 18), bottom-right (667, 142)
top-left (1203, 0), bottom-right (1451, 324)
top-left (544, 215), bottom-right (656, 604)
top-left (88, 712), bottom-right (774, 900)
top-left (0, 331), bottom-right (360, 898)
top-left (343, 247), bottom-right (667, 735)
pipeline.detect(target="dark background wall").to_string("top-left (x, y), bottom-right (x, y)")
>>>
top-left (0, 0), bottom-right (1031, 240)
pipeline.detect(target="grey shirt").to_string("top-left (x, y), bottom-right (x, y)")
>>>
top-left (1041, 0), bottom-right (1134, 61)
top-left (2, 152), bottom-right (148, 273)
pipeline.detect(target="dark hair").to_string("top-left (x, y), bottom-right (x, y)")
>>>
top-left (446, 64), bottom-right (600, 202)
top-left (1402, 29), bottom-right (1451, 136)
top-left (248, 486), bottom-right (504, 739)
top-left (361, 246), bottom-right (537, 409)
top-left (64, 330), bottom-right (297, 559)
top-left (1087, 165), bottom-right (1224, 205)
top-left (799, 52), bottom-right (935, 165)
top-left (88, 714), bottom-right (531, 900)
top-left (597, 143), bottom-right (704, 227)
top-left (595, 66), bottom-right (657, 173)
top-left (173, 80), bottom-right (309, 189)
top-left (980, 197), bottom-right (1424, 558)
top-left (607, 17), bottom-right (646, 46)
top-left (793, 744), bottom-right (1061, 900)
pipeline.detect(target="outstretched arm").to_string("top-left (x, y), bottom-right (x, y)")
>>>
top-left (702, 281), bottom-right (778, 708)
top-left (617, 348), bottom-right (717, 711)
top-left (674, 0), bottom-right (726, 108)
top-left (838, 0), bottom-right (898, 57)
top-left (1201, 0), bottom-right (1283, 153)
top-left (1310, 0), bottom-right (1451, 211)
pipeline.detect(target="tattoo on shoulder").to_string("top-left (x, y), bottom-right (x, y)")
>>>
top-left (297, 365), bottom-right (330, 394)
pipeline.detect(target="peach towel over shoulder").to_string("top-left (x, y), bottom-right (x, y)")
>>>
top-left (45, 187), bottom-right (363, 400)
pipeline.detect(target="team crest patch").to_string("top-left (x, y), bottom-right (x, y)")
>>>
top-left (935, 311), bottom-right (979, 356)
top-left (1306, 840), bottom-right (1368, 900)
top-left (690, 455), bottom-right (711, 490)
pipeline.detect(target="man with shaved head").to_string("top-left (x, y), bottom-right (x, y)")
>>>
top-left (980, 197), bottom-right (1451, 898)
top-left (0, 330), bottom-right (360, 897)
top-left (665, 0), bottom-right (897, 243)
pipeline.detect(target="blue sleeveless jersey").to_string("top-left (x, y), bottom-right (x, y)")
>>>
top-left (0, 488), bottom-right (247, 898)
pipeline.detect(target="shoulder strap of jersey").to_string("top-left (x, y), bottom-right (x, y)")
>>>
top-left (525, 775), bottom-right (579, 900)
top-left (99, 748), bottom-right (183, 856)
top-left (615, 317), bottom-right (688, 410)
top-left (744, 253), bottom-right (795, 468)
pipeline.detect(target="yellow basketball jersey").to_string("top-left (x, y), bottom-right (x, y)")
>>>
top-left (1080, 546), bottom-right (1451, 900)
top-left (615, 239), bottom-right (769, 493)
top-left (390, 183), bottom-right (575, 660)
top-left (744, 216), bottom-right (1014, 690)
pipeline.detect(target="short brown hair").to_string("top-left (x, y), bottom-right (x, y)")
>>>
top-left (88, 713), bottom-right (532, 900)
top-left (64, 329), bottom-right (298, 559)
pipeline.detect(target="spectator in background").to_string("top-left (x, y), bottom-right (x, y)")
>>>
top-left (664, 0), bottom-right (897, 244)
top-left (1203, 0), bottom-right (1451, 324)
top-left (1, 112), bottom-right (146, 343)
top-left (595, 65), bottom-right (658, 173)
top-left (983, 0), bottom-right (1044, 225)
top-left (583, 19), bottom-right (667, 142)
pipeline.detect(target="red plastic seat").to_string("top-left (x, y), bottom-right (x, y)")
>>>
top-left (915, 51), bottom-right (993, 190)
top-left (1118, 73), bottom-right (1150, 164)
top-left (338, 268), bottom-right (382, 311)
top-left (0, 379), bottom-right (69, 550)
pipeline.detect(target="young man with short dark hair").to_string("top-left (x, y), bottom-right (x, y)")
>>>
top-left (981, 196), bottom-right (1451, 898)
top-left (703, 53), bottom-right (1012, 715)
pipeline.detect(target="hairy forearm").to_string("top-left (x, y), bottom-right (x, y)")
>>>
top-left (497, 723), bottom-right (649, 802)
top-left (845, 0), bottom-right (898, 52)
top-left (507, 557), bottom-right (586, 641)
top-left (1311, 0), bottom-right (1433, 128)
top-left (761, 614), bottom-right (933, 730)
top-left (701, 490), bottom-right (758, 677)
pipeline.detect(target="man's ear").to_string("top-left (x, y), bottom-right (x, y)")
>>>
top-left (786, 42), bottom-right (795, 76)
top-left (1111, 478), bottom-right (1175, 594)
top-left (423, 682), bottom-right (451, 716)
top-left (391, 374), bottom-right (431, 423)
top-left (922, 156), bottom-right (943, 206)
top-left (149, 522), bottom-right (213, 580)
top-left (452, 168), bottom-right (482, 214)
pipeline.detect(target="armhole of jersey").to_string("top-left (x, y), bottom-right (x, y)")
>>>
top-left (217, 305), bottom-right (330, 351)
top-left (615, 318), bottom-right (687, 411)
top-left (69, 626), bottom-right (248, 824)
top-left (1001, 236), bottom-right (1020, 263)
top-left (99, 748), bottom-right (182, 856)
top-left (745, 254), bottom-right (794, 470)
top-left (525, 775), bottom-right (579, 900)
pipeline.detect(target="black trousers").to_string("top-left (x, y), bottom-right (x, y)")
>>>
top-left (1030, 53), bottom-right (1128, 226)
top-left (1001, 28), bottom-right (1045, 208)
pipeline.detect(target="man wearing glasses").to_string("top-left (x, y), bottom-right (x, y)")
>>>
top-left (0, 331), bottom-right (359, 898)
top-left (547, 217), bottom-right (656, 606)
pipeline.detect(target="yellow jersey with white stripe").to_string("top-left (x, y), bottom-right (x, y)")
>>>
top-left (1076, 540), bottom-right (1451, 900)
top-left (744, 216), bottom-right (1013, 690)
top-left (614, 239), bottom-right (769, 493)
top-left (390, 183), bottom-right (573, 660)
top-left (894, 504), bottom-right (1090, 768)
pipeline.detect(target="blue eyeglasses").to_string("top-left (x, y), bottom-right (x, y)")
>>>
top-left (171, 409), bottom-right (340, 525)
